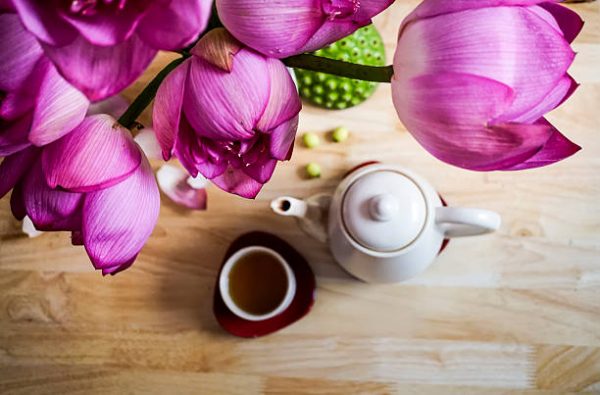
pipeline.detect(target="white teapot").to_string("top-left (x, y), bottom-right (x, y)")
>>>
top-left (271, 163), bottom-right (501, 283)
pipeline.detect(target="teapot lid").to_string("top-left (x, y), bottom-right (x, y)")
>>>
top-left (342, 170), bottom-right (427, 252)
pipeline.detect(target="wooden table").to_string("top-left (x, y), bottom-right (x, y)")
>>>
top-left (2, 2), bottom-right (600, 394)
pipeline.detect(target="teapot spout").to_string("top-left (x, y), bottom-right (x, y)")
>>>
top-left (271, 197), bottom-right (308, 218)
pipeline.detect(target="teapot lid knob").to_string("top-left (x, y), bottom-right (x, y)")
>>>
top-left (369, 194), bottom-right (399, 222)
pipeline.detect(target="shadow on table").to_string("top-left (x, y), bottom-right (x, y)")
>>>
top-left (151, 232), bottom-right (232, 337)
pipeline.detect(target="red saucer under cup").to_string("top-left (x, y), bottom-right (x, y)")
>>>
top-left (213, 232), bottom-right (316, 338)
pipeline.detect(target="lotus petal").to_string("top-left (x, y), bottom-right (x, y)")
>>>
top-left (0, 145), bottom-right (38, 198)
top-left (42, 114), bottom-right (142, 192)
top-left (60, 2), bottom-right (147, 46)
top-left (211, 166), bottom-right (264, 199)
top-left (504, 119), bottom-right (581, 170)
top-left (28, 59), bottom-right (89, 146)
top-left (256, 58), bottom-right (302, 133)
top-left (267, 116), bottom-right (298, 161)
top-left (22, 159), bottom-right (83, 231)
top-left (393, 72), bottom-right (554, 170)
top-left (153, 59), bottom-right (190, 159)
top-left (184, 49), bottom-right (269, 140)
top-left (82, 155), bottom-right (160, 275)
top-left (0, 114), bottom-right (33, 156)
top-left (217, 0), bottom-right (322, 58)
top-left (0, 13), bottom-right (43, 91)
top-left (139, 0), bottom-right (212, 50)
top-left (42, 34), bottom-right (156, 101)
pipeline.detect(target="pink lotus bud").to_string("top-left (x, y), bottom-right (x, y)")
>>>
top-left (391, 1), bottom-right (583, 171)
top-left (153, 28), bottom-right (302, 199)
top-left (0, 114), bottom-right (160, 275)
top-left (9, 0), bottom-right (213, 101)
top-left (216, 0), bottom-right (393, 58)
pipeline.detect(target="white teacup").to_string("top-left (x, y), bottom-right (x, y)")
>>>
top-left (219, 246), bottom-right (296, 321)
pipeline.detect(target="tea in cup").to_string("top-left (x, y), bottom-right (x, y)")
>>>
top-left (219, 246), bottom-right (296, 321)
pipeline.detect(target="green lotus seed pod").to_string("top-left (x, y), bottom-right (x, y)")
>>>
top-left (332, 126), bottom-right (349, 143)
top-left (306, 162), bottom-right (322, 178)
top-left (294, 24), bottom-right (386, 110)
top-left (302, 132), bottom-right (320, 149)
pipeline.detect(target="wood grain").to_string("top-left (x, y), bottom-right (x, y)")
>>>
top-left (1, 1), bottom-right (600, 394)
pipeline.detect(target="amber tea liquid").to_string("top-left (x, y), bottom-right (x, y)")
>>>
top-left (228, 251), bottom-right (289, 315)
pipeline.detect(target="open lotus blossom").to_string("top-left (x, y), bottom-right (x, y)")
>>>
top-left (153, 28), bottom-right (302, 199)
top-left (0, 114), bottom-right (160, 275)
top-left (0, 12), bottom-right (89, 156)
top-left (9, 0), bottom-right (213, 101)
top-left (391, 0), bottom-right (583, 171)
top-left (217, 0), bottom-right (394, 58)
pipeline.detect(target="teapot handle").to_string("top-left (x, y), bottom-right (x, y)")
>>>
top-left (435, 207), bottom-right (501, 238)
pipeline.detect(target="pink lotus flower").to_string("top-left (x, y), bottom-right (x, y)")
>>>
top-left (391, 0), bottom-right (583, 171)
top-left (0, 114), bottom-right (160, 275)
top-left (10, 0), bottom-right (213, 101)
top-left (1, 13), bottom-right (89, 156)
top-left (153, 28), bottom-right (302, 199)
top-left (216, 0), bottom-right (394, 58)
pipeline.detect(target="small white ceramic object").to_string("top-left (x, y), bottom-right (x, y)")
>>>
top-left (271, 163), bottom-right (501, 283)
top-left (219, 246), bottom-right (297, 321)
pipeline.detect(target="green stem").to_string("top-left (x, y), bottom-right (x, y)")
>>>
top-left (117, 56), bottom-right (188, 129)
top-left (283, 54), bottom-right (394, 83)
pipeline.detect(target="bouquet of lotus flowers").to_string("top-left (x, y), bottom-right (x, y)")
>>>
top-left (0, 0), bottom-right (584, 275)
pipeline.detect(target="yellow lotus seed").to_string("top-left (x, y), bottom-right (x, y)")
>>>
top-left (332, 126), bottom-right (349, 143)
top-left (302, 132), bottom-right (320, 149)
top-left (306, 162), bottom-right (322, 178)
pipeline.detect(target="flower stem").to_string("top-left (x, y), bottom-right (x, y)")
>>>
top-left (283, 54), bottom-right (394, 83)
top-left (118, 56), bottom-right (187, 129)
